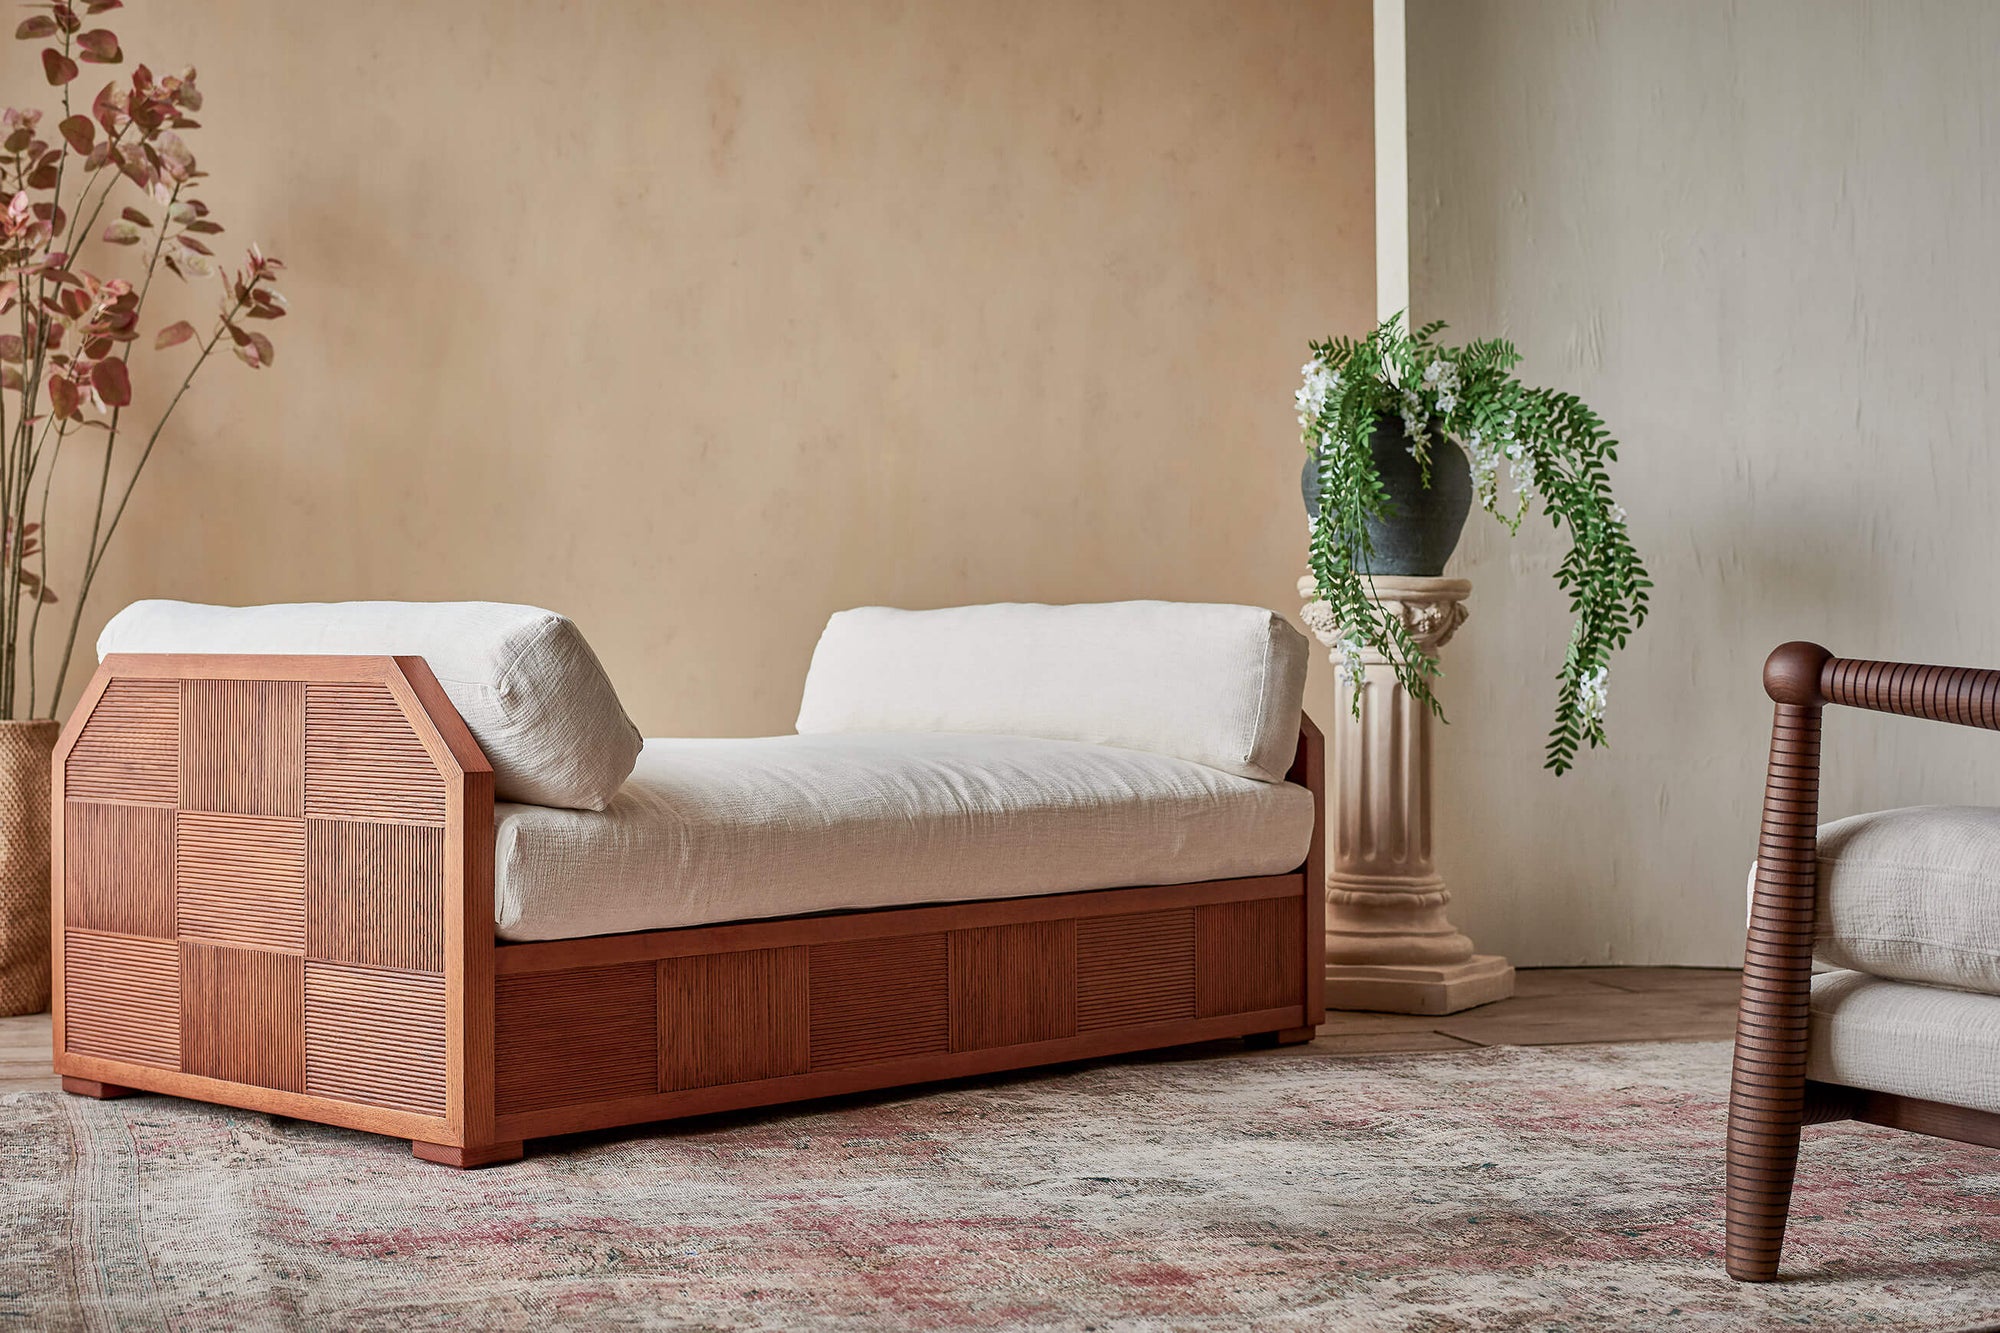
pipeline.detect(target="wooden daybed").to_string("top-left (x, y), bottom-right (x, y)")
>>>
top-left (51, 601), bottom-right (1325, 1167)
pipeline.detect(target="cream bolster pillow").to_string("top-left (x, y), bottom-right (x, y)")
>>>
top-left (96, 600), bottom-right (642, 812)
top-left (795, 601), bottom-right (1309, 783)
top-left (1812, 805), bottom-right (2000, 997)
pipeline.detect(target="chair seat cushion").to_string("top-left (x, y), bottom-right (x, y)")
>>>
top-left (1809, 970), bottom-right (2000, 1113)
top-left (795, 602), bottom-right (1309, 783)
top-left (493, 732), bottom-right (1316, 941)
top-left (1814, 805), bottom-right (2000, 994)
top-left (98, 600), bottom-right (642, 811)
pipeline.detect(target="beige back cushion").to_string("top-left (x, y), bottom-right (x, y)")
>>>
top-left (795, 601), bottom-right (1309, 783)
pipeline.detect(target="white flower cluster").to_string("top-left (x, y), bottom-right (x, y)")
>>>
top-left (1421, 356), bottom-right (1460, 416)
top-left (1577, 664), bottom-right (1609, 727)
top-left (1336, 635), bottom-right (1368, 691)
top-left (1296, 357), bottom-right (1340, 435)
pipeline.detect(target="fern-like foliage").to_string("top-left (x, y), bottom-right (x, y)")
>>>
top-left (1299, 314), bottom-right (1651, 773)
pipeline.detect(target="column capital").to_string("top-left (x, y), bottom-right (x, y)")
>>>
top-left (1295, 574), bottom-right (1471, 659)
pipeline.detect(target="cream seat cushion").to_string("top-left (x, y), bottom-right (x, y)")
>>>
top-left (1809, 970), bottom-right (2000, 1113)
top-left (493, 733), bottom-right (1316, 942)
top-left (796, 602), bottom-right (1309, 783)
top-left (1814, 805), bottom-right (2000, 994)
top-left (97, 600), bottom-right (642, 811)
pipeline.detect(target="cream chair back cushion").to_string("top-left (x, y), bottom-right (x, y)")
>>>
top-left (98, 600), bottom-right (642, 811)
top-left (796, 601), bottom-right (1309, 783)
top-left (1815, 804), bottom-right (2000, 995)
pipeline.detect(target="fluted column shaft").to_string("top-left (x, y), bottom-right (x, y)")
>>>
top-left (1298, 575), bottom-right (1512, 1014)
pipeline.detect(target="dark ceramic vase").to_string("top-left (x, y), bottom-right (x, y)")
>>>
top-left (1301, 417), bottom-right (1473, 577)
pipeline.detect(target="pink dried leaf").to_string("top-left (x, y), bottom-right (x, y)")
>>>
top-left (42, 49), bottom-right (78, 86)
top-left (90, 80), bottom-right (123, 132)
top-left (89, 356), bottom-right (128, 406)
top-left (0, 365), bottom-right (21, 392)
top-left (84, 0), bottom-right (123, 13)
top-left (100, 219), bottom-right (140, 245)
top-left (75, 29), bottom-right (118, 62)
top-left (119, 205), bottom-right (149, 227)
top-left (152, 318), bottom-right (194, 350)
top-left (58, 114), bottom-right (93, 153)
top-left (182, 219), bottom-right (221, 234)
top-left (231, 330), bottom-right (273, 368)
top-left (15, 15), bottom-right (58, 39)
top-left (174, 233), bottom-right (211, 256)
top-left (0, 335), bottom-right (20, 363)
top-left (46, 374), bottom-right (75, 418)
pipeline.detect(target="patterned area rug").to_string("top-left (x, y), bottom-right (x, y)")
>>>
top-left (4, 1040), bottom-right (1999, 1330)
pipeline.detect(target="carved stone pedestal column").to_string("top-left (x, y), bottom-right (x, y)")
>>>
top-left (1297, 574), bottom-right (1514, 1015)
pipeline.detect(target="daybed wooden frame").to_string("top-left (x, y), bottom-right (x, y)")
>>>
top-left (1726, 641), bottom-right (2000, 1281)
top-left (52, 653), bottom-right (1325, 1168)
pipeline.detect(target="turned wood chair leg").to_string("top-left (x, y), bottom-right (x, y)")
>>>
top-left (61, 1076), bottom-right (141, 1099)
top-left (1725, 652), bottom-right (1829, 1282)
top-left (412, 1140), bottom-right (525, 1169)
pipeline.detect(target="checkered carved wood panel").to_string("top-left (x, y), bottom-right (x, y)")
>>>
top-left (61, 675), bottom-right (452, 1115)
top-left (499, 893), bottom-right (1307, 1113)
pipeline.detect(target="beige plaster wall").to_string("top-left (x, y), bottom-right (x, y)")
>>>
top-left (1409, 1), bottom-right (2000, 964)
top-left (5, 1), bottom-right (1373, 734)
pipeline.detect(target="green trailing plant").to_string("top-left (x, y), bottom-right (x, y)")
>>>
top-left (1299, 314), bottom-right (1650, 774)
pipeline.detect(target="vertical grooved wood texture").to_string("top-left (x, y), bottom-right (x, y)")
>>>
top-left (1725, 699), bottom-right (1823, 1282)
top-left (948, 921), bottom-right (1076, 1051)
top-left (493, 963), bottom-right (658, 1115)
top-left (305, 684), bottom-right (447, 825)
top-left (658, 947), bottom-right (809, 1091)
top-left (65, 678), bottom-right (179, 804)
top-left (175, 812), bottom-right (306, 953)
top-left (1077, 909), bottom-right (1196, 1031)
top-left (305, 963), bottom-right (447, 1114)
top-left (62, 800), bottom-right (175, 939)
top-left (62, 931), bottom-right (179, 1067)
top-left (1194, 897), bottom-right (1305, 1017)
top-left (180, 943), bottom-right (304, 1092)
top-left (180, 680), bottom-right (304, 816)
top-left (810, 934), bottom-right (948, 1070)
top-left (306, 820), bottom-right (445, 972)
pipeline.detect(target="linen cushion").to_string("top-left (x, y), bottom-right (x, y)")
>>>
top-left (794, 601), bottom-right (1309, 783)
top-left (1808, 969), bottom-right (2000, 1113)
top-left (1813, 805), bottom-right (2000, 995)
top-left (98, 600), bottom-right (641, 811)
top-left (493, 732), bottom-right (1316, 941)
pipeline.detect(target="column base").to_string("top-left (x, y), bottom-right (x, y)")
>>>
top-left (1324, 954), bottom-right (1515, 1016)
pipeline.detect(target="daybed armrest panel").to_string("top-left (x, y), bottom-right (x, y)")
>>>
top-left (52, 653), bottom-right (494, 1148)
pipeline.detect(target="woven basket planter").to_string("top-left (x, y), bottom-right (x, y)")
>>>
top-left (0, 719), bottom-right (59, 1015)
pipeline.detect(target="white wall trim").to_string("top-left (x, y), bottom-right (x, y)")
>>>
top-left (1374, 0), bottom-right (1408, 324)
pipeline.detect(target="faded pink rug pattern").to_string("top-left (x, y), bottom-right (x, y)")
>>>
top-left (4, 1040), bottom-right (1998, 1330)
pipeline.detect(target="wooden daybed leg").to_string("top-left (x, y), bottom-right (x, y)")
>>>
top-left (61, 1076), bottom-right (140, 1099)
top-left (1244, 1026), bottom-right (1317, 1048)
top-left (412, 1140), bottom-right (525, 1169)
top-left (1724, 643), bottom-right (1830, 1283)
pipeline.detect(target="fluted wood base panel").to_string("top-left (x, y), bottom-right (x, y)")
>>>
top-left (488, 875), bottom-right (1317, 1146)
